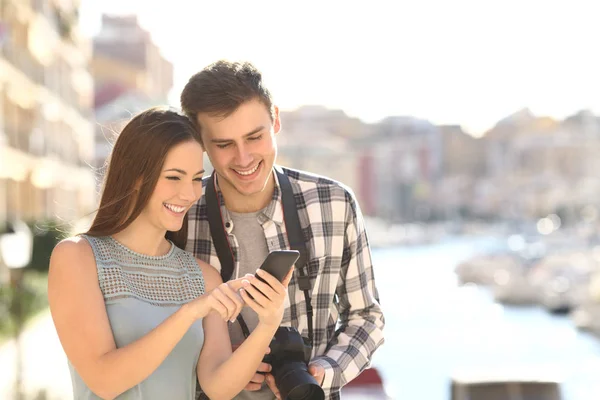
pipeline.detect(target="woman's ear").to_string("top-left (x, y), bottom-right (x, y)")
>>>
top-left (133, 178), bottom-right (142, 192)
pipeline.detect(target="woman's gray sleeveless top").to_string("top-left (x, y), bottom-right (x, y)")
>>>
top-left (69, 235), bottom-right (205, 399)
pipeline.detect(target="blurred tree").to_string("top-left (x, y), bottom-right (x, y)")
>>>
top-left (27, 220), bottom-right (65, 273)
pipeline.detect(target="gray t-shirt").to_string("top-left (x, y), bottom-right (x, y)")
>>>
top-left (228, 209), bottom-right (276, 400)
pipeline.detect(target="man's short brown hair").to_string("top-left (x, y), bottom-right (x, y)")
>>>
top-left (180, 60), bottom-right (275, 125)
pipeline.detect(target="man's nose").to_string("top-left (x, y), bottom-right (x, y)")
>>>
top-left (235, 143), bottom-right (253, 166)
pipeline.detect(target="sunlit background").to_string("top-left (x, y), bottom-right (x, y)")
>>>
top-left (2, 0), bottom-right (600, 399)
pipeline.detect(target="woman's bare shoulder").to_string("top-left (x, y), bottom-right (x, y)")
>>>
top-left (194, 258), bottom-right (223, 292)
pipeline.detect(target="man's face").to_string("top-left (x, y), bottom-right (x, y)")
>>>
top-left (197, 98), bottom-right (280, 198)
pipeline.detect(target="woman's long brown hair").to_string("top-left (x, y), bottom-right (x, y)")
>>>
top-left (86, 107), bottom-right (201, 249)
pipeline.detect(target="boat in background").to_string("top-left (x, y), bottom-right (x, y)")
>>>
top-left (450, 366), bottom-right (563, 400)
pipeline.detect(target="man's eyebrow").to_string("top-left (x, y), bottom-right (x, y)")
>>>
top-left (163, 168), bottom-right (205, 175)
top-left (210, 126), bottom-right (265, 143)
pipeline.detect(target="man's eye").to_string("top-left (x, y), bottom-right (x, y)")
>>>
top-left (216, 143), bottom-right (230, 149)
top-left (249, 135), bottom-right (263, 141)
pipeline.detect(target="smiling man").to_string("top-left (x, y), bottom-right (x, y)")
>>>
top-left (181, 61), bottom-right (385, 400)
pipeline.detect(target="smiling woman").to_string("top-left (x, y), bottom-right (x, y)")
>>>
top-left (47, 106), bottom-right (292, 400)
top-left (86, 107), bottom-right (203, 250)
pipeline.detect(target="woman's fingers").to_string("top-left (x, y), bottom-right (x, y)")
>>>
top-left (228, 276), bottom-right (249, 291)
top-left (220, 282), bottom-right (245, 318)
top-left (239, 287), bottom-right (262, 313)
top-left (255, 269), bottom-right (287, 296)
top-left (212, 284), bottom-right (239, 321)
top-left (242, 283), bottom-right (270, 309)
top-left (208, 298), bottom-right (228, 320)
top-left (249, 275), bottom-right (278, 301)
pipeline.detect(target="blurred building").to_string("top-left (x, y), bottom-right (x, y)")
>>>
top-left (279, 108), bottom-right (450, 222)
top-left (278, 106), bottom-right (364, 197)
top-left (432, 125), bottom-right (487, 220)
top-left (92, 14), bottom-right (172, 104)
top-left (91, 14), bottom-right (173, 169)
top-left (357, 117), bottom-right (443, 222)
top-left (0, 0), bottom-right (96, 223)
top-left (478, 109), bottom-right (600, 221)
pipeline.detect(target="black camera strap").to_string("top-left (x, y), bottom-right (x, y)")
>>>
top-left (276, 167), bottom-right (313, 346)
top-left (206, 167), bottom-right (314, 345)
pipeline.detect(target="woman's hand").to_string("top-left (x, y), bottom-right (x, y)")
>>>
top-left (190, 278), bottom-right (247, 322)
top-left (239, 267), bottom-right (294, 328)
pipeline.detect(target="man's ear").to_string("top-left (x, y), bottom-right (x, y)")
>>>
top-left (273, 105), bottom-right (281, 135)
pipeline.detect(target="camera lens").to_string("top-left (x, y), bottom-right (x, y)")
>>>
top-left (287, 384), bottom-right (324, 400)
top-left (275, 362), bottom-right (325, 400)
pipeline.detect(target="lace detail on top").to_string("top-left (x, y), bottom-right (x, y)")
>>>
top-left (82, 235), bottom-right (205, 306)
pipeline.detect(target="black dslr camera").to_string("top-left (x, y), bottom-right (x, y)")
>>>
top-left (263, 327), bottom-right (325, 400)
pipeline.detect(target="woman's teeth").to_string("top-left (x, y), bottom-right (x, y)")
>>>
top-left (235, 162), bottom-right (260, 176)
top-left (164, 203), bottom-right (185, 213)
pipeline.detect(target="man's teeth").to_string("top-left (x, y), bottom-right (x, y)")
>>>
top-left (235, 163), bottom-right (260, 176)
top-left (164, 203), bottom-right (186, 213)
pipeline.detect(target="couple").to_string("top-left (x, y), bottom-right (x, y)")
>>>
top-left (48, 61), bottom-right (385, 400)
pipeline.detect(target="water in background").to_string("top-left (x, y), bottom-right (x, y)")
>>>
top-left (370, 236), bottom-right (600, 400)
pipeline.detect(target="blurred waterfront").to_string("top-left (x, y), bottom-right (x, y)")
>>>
top-left (371, 235), bottom-right (600, 400)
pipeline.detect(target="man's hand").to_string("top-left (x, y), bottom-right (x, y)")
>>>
top-left (233, 343), bottom-right (273, 391)
top-left (308, 362), bottom-right (325, 386)
top-left (265, 373), bottom-right (281, 400)
top-left (264, 362), bottom-right (325, 400)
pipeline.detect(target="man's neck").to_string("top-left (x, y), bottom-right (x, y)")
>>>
top-left (218, 171), bottom-right (275, 213)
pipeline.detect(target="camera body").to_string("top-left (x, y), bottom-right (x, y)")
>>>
top-left (264, 326), bottom-right (312, 367)
top-left (263, 327), bottom-right (325, 400)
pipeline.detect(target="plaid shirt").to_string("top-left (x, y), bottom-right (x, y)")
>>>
top-left (186, 166), bottom-right (385, 399)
